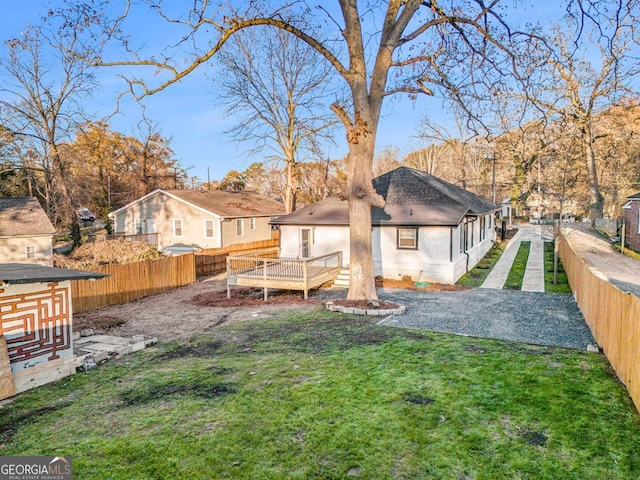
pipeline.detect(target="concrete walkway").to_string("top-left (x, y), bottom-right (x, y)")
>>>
top-left (481, 224), bottom-right (545, 292)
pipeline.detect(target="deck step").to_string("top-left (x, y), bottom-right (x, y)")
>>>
top-left (333, 268), bottom-right (350, 288)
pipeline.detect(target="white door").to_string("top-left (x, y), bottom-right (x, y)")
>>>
top-left (301, 228), bottom-right (311, 258)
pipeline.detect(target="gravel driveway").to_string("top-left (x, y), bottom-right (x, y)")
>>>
top-left (372, 288), bottom-right (595, 350)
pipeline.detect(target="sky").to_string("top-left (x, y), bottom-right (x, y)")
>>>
top-left (0, 1), bottom-right (565, 184)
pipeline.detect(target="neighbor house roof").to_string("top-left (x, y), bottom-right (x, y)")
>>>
top-left (272, 167), bottom-right (498, 227)
top-left (627, 192), bottom-right (640, 200)
top-left (0, 263), bottom-right (107, 285)
top-left (0, 197), bottom-right (56, 237)
top-left (110, 189), bottom-right (285, 219)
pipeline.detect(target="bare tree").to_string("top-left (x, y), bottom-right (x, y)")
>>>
top-left (0, 16), bottom-right (97, 231)
top-left (216, 28), bottom-right (337, 213)
top-left (70, 0), bottom-right (516, 301)
top-left (373, 145), bottom-right (401, 177)
top-left (517, 1), bottom-right (640, 223)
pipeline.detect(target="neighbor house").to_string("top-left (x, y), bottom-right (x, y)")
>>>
top-left (0, 197), bottom-right (55, 266)
top-left (501, 187), bottom-right (580, 224)
top-left (271, 167), bottom-right (500, 284)
top-left (109, 189), bottom-right (285, 253)
top-left (622, 192), bottom-right (640, 252)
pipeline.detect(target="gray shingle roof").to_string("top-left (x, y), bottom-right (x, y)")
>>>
top-left (0, 197), bottom-right (56, 236)
top-left (271, 167), bottom-right (498, 227)
top-left (165, 190), bottom-right (285, 217)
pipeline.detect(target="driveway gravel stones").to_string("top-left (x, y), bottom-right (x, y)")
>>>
top-left (317, 287), bottom-right (595, 350)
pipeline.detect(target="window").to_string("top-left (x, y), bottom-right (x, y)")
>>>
top-left (204, 219), bottom-right (215, 238)
top-left (250, 217), bottom-right (256, 230)
top-left (173, 219), bottom-right (183, 237)
top-left (480, 216), bottom-right (486, 241)
top-left (135, 218), bottom-right (143, 235)
top-left (26, 245), bottom-right (36, 259)
top-left (236, 218), bottom-right (244, 237)
top-left (397, 228), bottom-right (418, 250)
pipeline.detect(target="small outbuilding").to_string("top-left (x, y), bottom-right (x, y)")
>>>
top-left (271, 167), bottom-right (500, 284)
top-left (0, 263), bottom-right (106, 399)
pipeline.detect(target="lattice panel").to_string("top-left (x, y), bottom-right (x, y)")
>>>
top-left (0, 282), bottom-right (71, 364)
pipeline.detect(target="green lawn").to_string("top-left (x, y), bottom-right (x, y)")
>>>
top-left (457, 241), bottom-right (507, 288)
top-left (544, 241), bottom-right (572, 294)
top-left (2, 311), bottom-right (639, 479)
top-left (504, 241), bottom-right (531, 290)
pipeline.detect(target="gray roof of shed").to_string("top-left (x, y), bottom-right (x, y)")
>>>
top-left (272, 167), bottom-right (498, 227)
top-left (0, 263), bottom-right (107, 284)
top-left (0, 197), bottom-right (56, 236)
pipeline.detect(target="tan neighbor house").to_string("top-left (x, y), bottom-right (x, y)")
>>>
top-left (109, 189), bottom-right (285, 253)
top-left (0, 197), bottom-right (55, 266)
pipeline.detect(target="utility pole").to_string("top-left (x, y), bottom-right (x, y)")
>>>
top-left (491, 153), bottom-right (496, 204)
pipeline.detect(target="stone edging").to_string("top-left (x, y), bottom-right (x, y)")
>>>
top-left (325, 301), bottom-right (406, 316)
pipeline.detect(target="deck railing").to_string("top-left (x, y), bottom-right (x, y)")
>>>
top-left (226, 251), bottom-right (342, 299)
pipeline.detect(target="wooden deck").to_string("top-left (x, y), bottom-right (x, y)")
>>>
top-left (226, 251), bottom-right (342, 300)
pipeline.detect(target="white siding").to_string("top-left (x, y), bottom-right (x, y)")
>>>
top-left (0, 235), bottom-right (53, 266)
top-left (112, 193), bottom-right (223, 249)
top-left (280, 215), bottom-right (498, 284)
top-left (279, 225), bottom-right (349, 261)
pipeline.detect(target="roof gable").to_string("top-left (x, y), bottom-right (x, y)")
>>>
top-left (0, 197), bottom-right (55, 237)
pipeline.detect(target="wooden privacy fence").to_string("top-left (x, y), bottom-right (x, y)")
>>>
top-left (558, 233), bottom-right (640, 412)
top-left (71, 254), bottom-right (196, 313)
top-left (195, 237), bottom-right (280, 277)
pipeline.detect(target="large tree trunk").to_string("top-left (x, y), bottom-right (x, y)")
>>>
top-left (346, 134), bottom-right (383, 301)
top-left (582, 125), bottom-right (604, 223)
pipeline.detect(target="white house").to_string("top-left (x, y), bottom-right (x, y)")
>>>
top-left (109, 189), bottom-right (285, 253)
top-left (0, 197), bottom-right (55, 266)
top-left (271, 167), bottom-right (500, 284)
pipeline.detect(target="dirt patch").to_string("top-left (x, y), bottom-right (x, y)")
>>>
top-left (119, 381), bottom-right (235, 406)
top-left (375, 276), bottom-right (467, 292)
top-left (74, 314), bottom-right (125, 332)
top-left (154, 340), bottom-right (225, 360)
top-left (518, 429), bottom-right (548, 447)
top-left (0, 402), bottom-right (72, 443)
top-left (74, 275), bottom-right (320, 342)
top-left (191, 286), bottom-right (322, 307)
top-left (403, 393), bottom-right (435, 406)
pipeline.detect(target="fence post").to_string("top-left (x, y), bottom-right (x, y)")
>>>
top-left (226, 257), bottom-right (231, 298)
top-left (263, 258), bottom-right (268, 301)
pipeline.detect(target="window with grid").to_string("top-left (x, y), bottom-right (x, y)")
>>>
top-left (135, 218), bottom-right (143, 235)
top-left (26, 245), bottom-right (36, 259)
top-left (250, 217), bottom-right (256, 230)
top-left (236, 218), bottom-right (244, 236)
top-left (205, 219), bottom-right (215, 238)
top-left (397, 228), bottom-right (418, 249)
top-left (173, 219), bottom-right (183, 237)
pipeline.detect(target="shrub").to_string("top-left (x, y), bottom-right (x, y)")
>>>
top-left (53, 239), bottom-right (164, 270)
